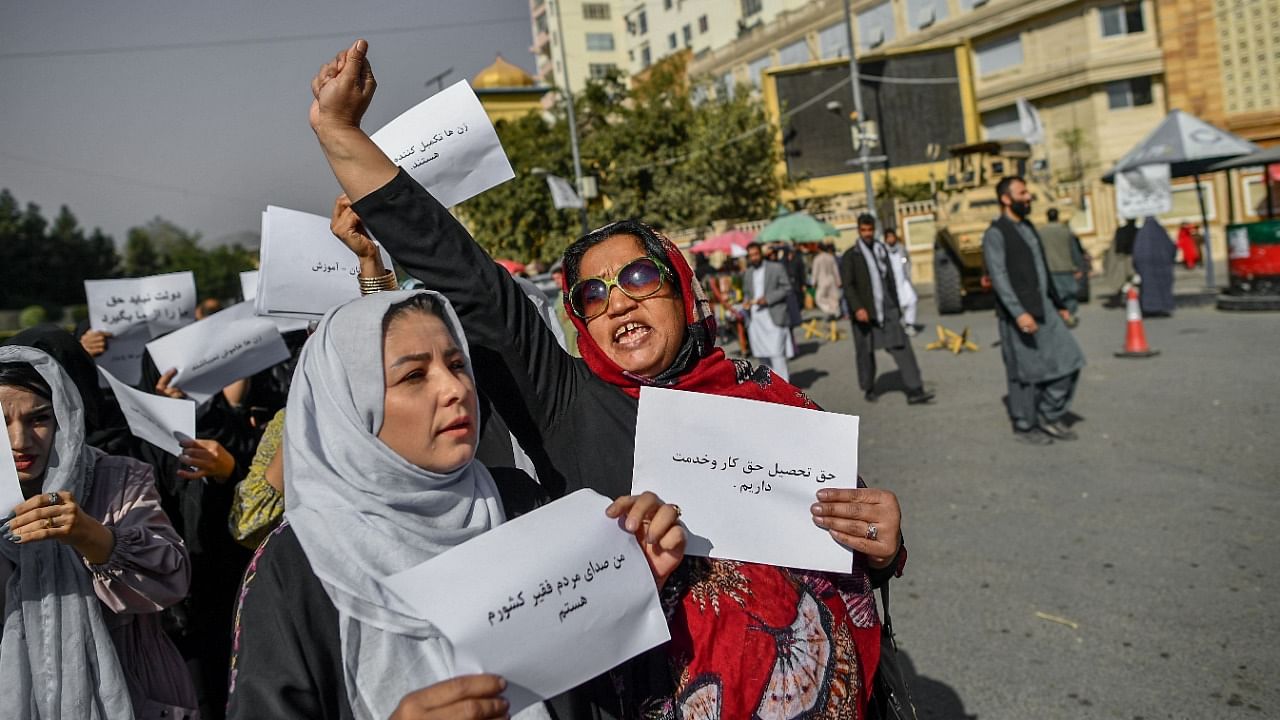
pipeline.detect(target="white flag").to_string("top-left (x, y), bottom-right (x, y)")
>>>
top-left (545, 174), bottom-right (585, 210)
top-left (1016, 97), bottom-right (1044, 146)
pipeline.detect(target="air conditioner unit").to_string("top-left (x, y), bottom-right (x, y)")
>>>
top-left (916, 7), bottom-right (935, 29)
top-left (868, 27), bottom-right (885, 48)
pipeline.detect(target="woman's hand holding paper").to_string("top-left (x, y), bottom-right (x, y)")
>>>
top-left (606, 491), bottom-right (686, 590)
top-left (810, 486), bottom-right (902, 569)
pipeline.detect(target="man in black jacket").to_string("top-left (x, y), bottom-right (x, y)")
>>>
top-left (982, 176), bottom-right (1086, 445)
top-left (839, 214), bottom-right (934, 405)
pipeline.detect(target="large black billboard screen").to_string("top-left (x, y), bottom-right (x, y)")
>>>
top-left (774, 48), bottom-right (967, 181)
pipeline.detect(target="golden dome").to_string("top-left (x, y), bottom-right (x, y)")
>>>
top-left (473, 55), bottom-right (536, 89)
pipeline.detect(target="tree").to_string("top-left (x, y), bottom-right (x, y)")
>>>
top-left (0, 191), bottom-right (121, 310)
top-left (455, 54), bottom-right (782, 262)
top-left (124, 217), bottom-right (255, 301)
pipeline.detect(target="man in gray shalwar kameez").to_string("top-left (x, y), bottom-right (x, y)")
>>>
top-left (983, 176), bottom-right (1086, 445)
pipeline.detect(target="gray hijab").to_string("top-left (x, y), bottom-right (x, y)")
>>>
top-left (0, 346), bottom-right (134, 719)
top-left (284, 290), bottom-right (547, 720)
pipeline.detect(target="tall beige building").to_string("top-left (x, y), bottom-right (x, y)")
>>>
top-left (620, 0), bottom-right (815, 78)
top-left (530, 0), bottom-right (629, 96)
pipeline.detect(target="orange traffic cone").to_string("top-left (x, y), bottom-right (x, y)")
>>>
top-left (1115, 282), bottom-right (1160, 358)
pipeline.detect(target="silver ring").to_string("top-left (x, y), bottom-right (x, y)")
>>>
top-left (46, 492), bottom-right (60, 506)
top-left (865, 524), bottom-right (878, 541)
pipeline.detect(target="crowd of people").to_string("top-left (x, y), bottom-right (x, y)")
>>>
top-left (1, 39), bottom-right (906, 720)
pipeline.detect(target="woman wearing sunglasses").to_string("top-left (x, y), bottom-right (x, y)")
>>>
top-left (314, 40), bottom-right (905, 720)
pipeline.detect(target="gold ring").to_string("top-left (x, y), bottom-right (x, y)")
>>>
top-left (671, 504), bottom-right (682, 517)
top-left (46, 518), bottom-right (54, 529)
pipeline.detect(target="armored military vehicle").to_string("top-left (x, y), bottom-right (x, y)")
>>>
top-left (932, 141), bottom-right (1067, 313)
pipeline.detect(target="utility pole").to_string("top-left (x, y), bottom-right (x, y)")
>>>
top-left (424, 67), bottom-right (454, 94)
top-left (842, 0), bottom-right (878, 225)
top-left (552, 1), bottom-right (591, 235)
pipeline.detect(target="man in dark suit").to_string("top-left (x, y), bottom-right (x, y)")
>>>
top-left (740, 241), bottom-right (795, 380)
top-left (840, 214), bottom-right (934, 405)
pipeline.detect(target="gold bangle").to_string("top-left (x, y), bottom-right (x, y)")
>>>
top-left (358, 269), bottom-right (399, 295)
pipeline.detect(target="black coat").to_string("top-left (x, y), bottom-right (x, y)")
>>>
top-left (838, 244), bottom-right (877, 323)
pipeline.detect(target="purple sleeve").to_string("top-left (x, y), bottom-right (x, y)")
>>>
top-left (84, 457), bottom-right (192, 614)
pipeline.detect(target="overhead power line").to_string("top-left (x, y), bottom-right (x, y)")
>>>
top-left (0, 16), bottom-right (531, 60)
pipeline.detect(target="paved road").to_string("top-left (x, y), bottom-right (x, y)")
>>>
top-left (729, 294), bottom-right (1279, 719)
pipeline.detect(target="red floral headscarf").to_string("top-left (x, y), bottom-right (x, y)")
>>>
top-left (561, 219), bottom-right (818, 410)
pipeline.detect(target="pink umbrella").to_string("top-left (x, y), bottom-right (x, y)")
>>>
top-left (690, 229), bottom-right (755, 255)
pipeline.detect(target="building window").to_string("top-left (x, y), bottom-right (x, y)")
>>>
top-left (1100, 3), bottom-right (1144, 37)
top-left (664, 0), bottom-right (673, 9)
top-left (641, 45), bottom-right (652, 68)
top-left (586, 32), bottom-right (615, 51)
top-left (857, 2), bottom-right (896, 49)
top-left (699, 15), bottom-right (709, 33)
top-left (582, 2), bottom-right (610, 20)
top-left (958, 0), bottom-right (990, 10)
top-left (907, 0), bottom-right (949, 31)
top-left (778, 39), bottom-right (810, 66)
top-left (974, 34), bottom-right (1023, 76)
top-left (535, 14), bottom-right (549, 34)
top-left (638, 10), bottom-right (648, 34)
top-left (1106, 77), bottom-right (1154, 108)
top-left (683, 24), bottom-right (693, 45)
top-left (668, 32), bottom-right (678, 49)
top-left (981, 105), bottom-right (1021, 140)
top-left (748, 55), bottom-right (772, 87)
top-left (819, 22), bottom-right (850, 58)
top-left (589, 63), bottom-right (617, 79)
top-left (742, 0), bottom-right (763, 17)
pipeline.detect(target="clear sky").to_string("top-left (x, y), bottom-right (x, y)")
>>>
top-left (0, 1), bottom-right (536, 247)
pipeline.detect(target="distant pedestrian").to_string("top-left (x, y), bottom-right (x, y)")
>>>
top-left (839, 214), bottom-right (934, 405)
top-left (1103, 218), bottom-right (1138, 305)
top-left (882, 229), bottom-right (919, 335)
top-left (1133, 216), bottom-right (1176, 316)
top-left (1176, 223), bottom-right (1201, 270)
top-left (983, 176), bottom-right (1086, 445)
top-left (740, 242), bottom-right (795, 380)
top-left (811, 243), bottom-right (842, 317)
top-left (1039, 208), bottom-right (1085, 324)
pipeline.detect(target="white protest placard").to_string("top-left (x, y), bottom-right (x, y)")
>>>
top-left (255, 206), bottom-right (394, 319)
top-left (145, 301), bottom-right (291, 405)
top-left (383, 489), bottom-right (669, 715)
top-left (632, 387), bottom-right (859, 573)
top-left (85, 272), bottom-right (197, 385)
top-left (0, 400), bottom-right (24, 515)
top-left (371, 80), bottom-right (515, 208)
top-left (239, 271), bottom-right (259, 301)
top-left (99, 368), bottom-right (195, 457)
top-left (1116, 163), bottom-right (1173, 219)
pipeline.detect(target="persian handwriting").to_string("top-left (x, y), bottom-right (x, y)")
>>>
top-left (671, 452), bottom-right (835, 483)
top-left (485, 553), bottom-right (627, 626)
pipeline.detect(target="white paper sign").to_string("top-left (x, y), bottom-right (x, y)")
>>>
top-left (85, 272), bottom-right (197, 385)
top-left (99, 368), bottom-right (195, 457)
top-left (1116, 163), bottom-right (1173, 219)
top-left (632, 387), bottom-right (858, 573)
top-left (239, 271), bottom-right (259, 301)
top-left (545, 174), bottom-right (584, 210)
top-left (145, 302), bottom-right (291, 405)
top-left (371, 80), bottom-right (515, 208)
top-left (383, 490), bottom-right (669, 715)
top-left (255, 206), bottom-right (394, 319)
top-left (0, 400), bottom-right (24, 515)
top-left (92, 324), bottom-right (152, 387)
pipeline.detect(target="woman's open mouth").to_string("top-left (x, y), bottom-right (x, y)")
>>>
top-left (613, 321), bottom-right (652, 347)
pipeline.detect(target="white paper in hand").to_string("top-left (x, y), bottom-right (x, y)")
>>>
top-left (255, 206), bottom-right (394, 319)
top-left (85, 271), bottom-right (197, 385)
top-left (371, 80), bottom-right (515, 208)
top-left (382, 489), bottom-right (669, 715)
top-left (632, 387), bottom-right (859, 573)
top-left (99, 368), bottom-right (195, 457)
top-left (0, 400), bottom-right (24, 516)
top-left (145, 302), bottom-right (291, 405)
